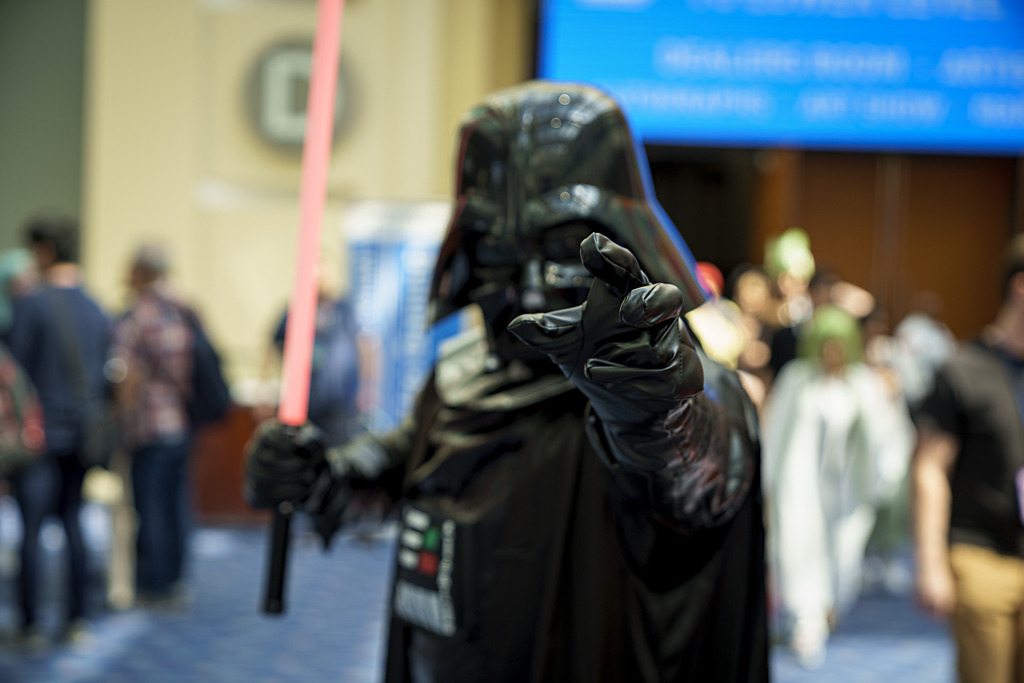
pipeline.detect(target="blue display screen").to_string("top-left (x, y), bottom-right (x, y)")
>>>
top-left (537, 0), bottom-right (1024, 154)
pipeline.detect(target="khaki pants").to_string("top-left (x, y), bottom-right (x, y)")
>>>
top-left (84, 451), bottom-right (136, 610)
top-left (950, 544), bottom-right (1024, 683)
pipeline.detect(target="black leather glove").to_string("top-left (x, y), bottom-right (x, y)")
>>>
top-left (507, 233), bottom-right (704, 471)
top-left (244, 419), bottom-right (329, 509)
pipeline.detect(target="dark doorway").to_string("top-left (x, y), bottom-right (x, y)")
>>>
top-left (645, 145), bottom-right (757, 279)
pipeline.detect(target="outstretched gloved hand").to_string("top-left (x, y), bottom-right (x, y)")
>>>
top-left (244, 420), bottom-right (329, 509)
top-left (507, 233), bottom-right (704, 471)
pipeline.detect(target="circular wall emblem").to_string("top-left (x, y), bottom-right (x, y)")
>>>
top-left (247, 40), bottom-right (351, 151)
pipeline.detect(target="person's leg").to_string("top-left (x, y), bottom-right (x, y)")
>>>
top-left (54, 453), bottom-right (88, 624)
top-left (1011, 556), bottom-right (1024, 681)
top-left (166, 438), bottom-right (191, 590)
top-left (832, 503), bottom-right (877, 619)
top-left (131, 444), bottom-right (159, 597)
top-left (10, 456), bottom-right (59, 631)
top-left (106, 450), bottom-right (136, 609)
top-left (772, 445), bottom-right (831, 667)
top-left (950, 544), bottom-right (1017, 683)
top-left (133, 442), bottom-right (181, 598)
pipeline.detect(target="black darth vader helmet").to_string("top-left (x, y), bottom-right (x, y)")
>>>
top-left (429, 81), bottom-right (705, 360)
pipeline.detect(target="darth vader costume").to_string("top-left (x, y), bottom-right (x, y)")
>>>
top-left (246, 81), bottom-right (769, 682)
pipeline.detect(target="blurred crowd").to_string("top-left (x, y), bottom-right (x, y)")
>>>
top-left (0, 216), bottom-right (207, 650)
top-left (687, 226), bottom-right (959, 670)
top-left (0, 219), bottom-right (964, 651)
top-left (0, 211), bottom-right (1016, 679)
top-left (0, 213), bottom-right (367, 655)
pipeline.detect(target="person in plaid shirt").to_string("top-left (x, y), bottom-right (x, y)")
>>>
top-left (109, 243), bottom-right (195, 609)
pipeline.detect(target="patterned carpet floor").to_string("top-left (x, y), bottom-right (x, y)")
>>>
top-left (0, 498), bottom-right (953, 682)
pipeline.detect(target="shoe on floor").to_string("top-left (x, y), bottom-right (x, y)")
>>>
top-left (62, 619), bottom-right (94, 647)
top-left (137, 589), bottom-right (189, 613)
top-left (790, 622), bottom-right (828, 670)
top-left (14, 625), bottom-right (49, 653)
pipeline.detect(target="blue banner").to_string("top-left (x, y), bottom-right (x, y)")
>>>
top-left (346, 201), bottom-right (452, 431)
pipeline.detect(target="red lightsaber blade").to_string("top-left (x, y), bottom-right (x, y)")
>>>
top-left (263, 0), bottom-right (345, 616)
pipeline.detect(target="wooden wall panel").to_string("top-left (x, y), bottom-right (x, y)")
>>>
top-left (192, 406), bottom-right (269, 525)
top-left (799, 153), bottom-right (879, 295)
top-left (754, 149), bottom-right (1017, 339)
top-left (900, 156), bottom-right (1016, 338)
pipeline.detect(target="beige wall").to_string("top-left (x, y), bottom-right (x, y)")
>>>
top-left (83, 0), bottom-right (531, 395)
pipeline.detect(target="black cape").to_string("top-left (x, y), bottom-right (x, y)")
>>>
top-left (365, 346), bottom-right (768, 683)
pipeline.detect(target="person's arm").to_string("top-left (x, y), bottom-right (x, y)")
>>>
top-left (911, 425), bottom-right (959, 619)
top-left (244, 376), bottom-right (426, 545)
top-left (5, 295), bottom-right (40, 374)
top-left (508, 234), bottom-right (755, 533)
top-left (107, 314), bottom-right (143, 419)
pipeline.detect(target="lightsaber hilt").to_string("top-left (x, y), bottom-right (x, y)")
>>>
top-left (261, 422), bottom-right (304, 615)
top-left (262, 500), bottom-right (294, 615)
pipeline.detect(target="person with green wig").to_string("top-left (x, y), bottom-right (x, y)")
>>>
top-left (762, 304), bottom-right (914, 669)
top-left (796, 304), bottom-right (864, 370)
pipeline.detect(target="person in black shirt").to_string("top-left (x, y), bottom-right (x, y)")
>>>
top-left (913, 233), bottom-right (1024, 683)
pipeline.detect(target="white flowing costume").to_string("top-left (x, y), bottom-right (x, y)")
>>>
top-left (762, 359), bottom-right (913, 644)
